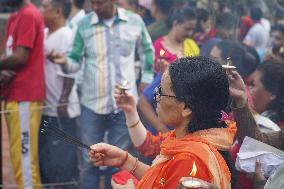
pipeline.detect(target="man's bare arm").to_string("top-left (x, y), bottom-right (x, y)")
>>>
top-left (0, 46), bottom-right (29, 70)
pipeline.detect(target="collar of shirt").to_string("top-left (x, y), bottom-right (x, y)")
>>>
top-left (91, 7), bottom-right (129, 26)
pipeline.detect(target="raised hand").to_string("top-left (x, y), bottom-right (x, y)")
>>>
top-left (227, 71), bottom-right (247, 106)
top-left (114, 86), bottom-right (136, 113)
top-left (253, 160), bottom-right (267, 185)
top-left (157, 58), bottom-right (170, 74)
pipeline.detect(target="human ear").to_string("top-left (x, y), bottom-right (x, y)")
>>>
top-left (270, 94), bottom-right (276, 100)
top-left (182, 105), bottom-right (192, 118)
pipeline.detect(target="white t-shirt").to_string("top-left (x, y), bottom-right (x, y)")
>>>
top-left (103, 16), bottom-right (116, 27)
top-left (43, 26), bottom-right (80, 118)
top-left (261, 18), bottom-right (271, 33)
top-left (244, 22), bottom-right (270, 59)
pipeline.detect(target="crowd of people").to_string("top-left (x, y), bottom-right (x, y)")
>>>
top-left (0, 0), bottom-right (284, 189)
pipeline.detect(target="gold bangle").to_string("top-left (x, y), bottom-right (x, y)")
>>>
top-left (127, 120), bottom-right (140, 128)
top-left (230, 100), bottom-right (247, 110)
top-left (130, 158), bottom-right (139, 174)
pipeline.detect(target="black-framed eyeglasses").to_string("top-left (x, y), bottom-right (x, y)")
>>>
top-left (154, 86), bottom-right (177, 103)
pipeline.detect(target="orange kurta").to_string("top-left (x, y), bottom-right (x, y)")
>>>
top-left (136, 121), bottom-right (236, 189)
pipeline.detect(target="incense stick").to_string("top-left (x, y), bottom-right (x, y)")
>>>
top-left (41, 120), bottom-right (90, 150)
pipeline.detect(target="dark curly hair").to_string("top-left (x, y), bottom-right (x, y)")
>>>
top-left (168, 56), bottom-right (229, 133)
top-left (257, 61), bottom-right (284, 122)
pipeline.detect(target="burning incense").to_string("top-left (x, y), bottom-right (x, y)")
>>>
top-left (222, 57), bottom-right (236, 70)
top-left (118, 80), bottom-right (129, 94)
top-left (41, 120), bottom-right (90, 150)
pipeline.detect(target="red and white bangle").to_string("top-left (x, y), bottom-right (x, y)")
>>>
top-left (130, 158), bottom-right (139, 174)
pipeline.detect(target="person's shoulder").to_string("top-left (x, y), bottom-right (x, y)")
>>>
top-left (172, 153), bottom-right (199, 161)
top-left (77, 12), bottom-right (95, 27)
top-left (20, 3), bottom-right (41, 17)
top-left (18, 3), bottom-right (43, 23)
top-left (118, 8), bottom-right (144, 24)
top-left (7, 13), bottom-right (17, 23)
top-left (148, 21), bottom-right (166, 31)
top-left (153, 36), bottom-right (164, 45)
top-left (58, 26), bottom-right (73, 37)
top-left (184, 38), bottom-right (199, 49)
top-left (251, 23), bottom-right (263, 31)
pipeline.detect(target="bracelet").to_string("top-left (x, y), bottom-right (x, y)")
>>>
top-left (130, 158), bottom-right (139, 174)
top-left (230, 100), bottom-right (247, 110)
top-left (117, 151), bottom-right (128, 168)
top-left (127, 120), bottom-right (140, 128)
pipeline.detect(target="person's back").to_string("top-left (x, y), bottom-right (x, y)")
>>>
top-left (243, 6), bottom-right (269, 60)
top-left (246, 23), bottom-right (269, 54)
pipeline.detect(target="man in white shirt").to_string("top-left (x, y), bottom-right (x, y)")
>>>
top-left (39, 0), bottom-right (80, 187)
top-left (243, 6), bottom-right (270, 61)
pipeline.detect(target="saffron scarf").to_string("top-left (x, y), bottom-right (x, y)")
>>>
top-left (137, 121), bottom-right (236, 189)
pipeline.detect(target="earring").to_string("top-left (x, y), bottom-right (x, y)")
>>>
top-left (270, 95), bottom-right (276, 100)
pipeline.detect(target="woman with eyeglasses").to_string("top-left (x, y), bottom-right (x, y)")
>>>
top-left (89, 56), bottom-right (236, 189)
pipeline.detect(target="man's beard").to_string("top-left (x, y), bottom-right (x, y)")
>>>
top-left (5, 0), bottom-right (23, 7)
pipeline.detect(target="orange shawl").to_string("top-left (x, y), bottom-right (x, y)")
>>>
top-left (137, 121), bottom-right (236, 189)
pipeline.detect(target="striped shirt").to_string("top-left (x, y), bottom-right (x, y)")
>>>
top-left (64, 8), bottom-right (154, 114)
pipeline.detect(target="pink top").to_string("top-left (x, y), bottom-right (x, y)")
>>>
top-left (153, 37), bottom-right (178, 74)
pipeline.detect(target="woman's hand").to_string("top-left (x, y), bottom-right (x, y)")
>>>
top-left (177, 177), bottom-right (216, 189)
top-left (253, 160), bottom-right (267, 187)
top-left (157, 58), bottom-right (170, 74)
top-left (114, 86), bottom-right (136, 113)
top-left (111, 179), bottom-right (135, 189)
top-left (227, 71), bottom-right (248, 107)
top-left (89, 143), bottom-right (127, 167)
